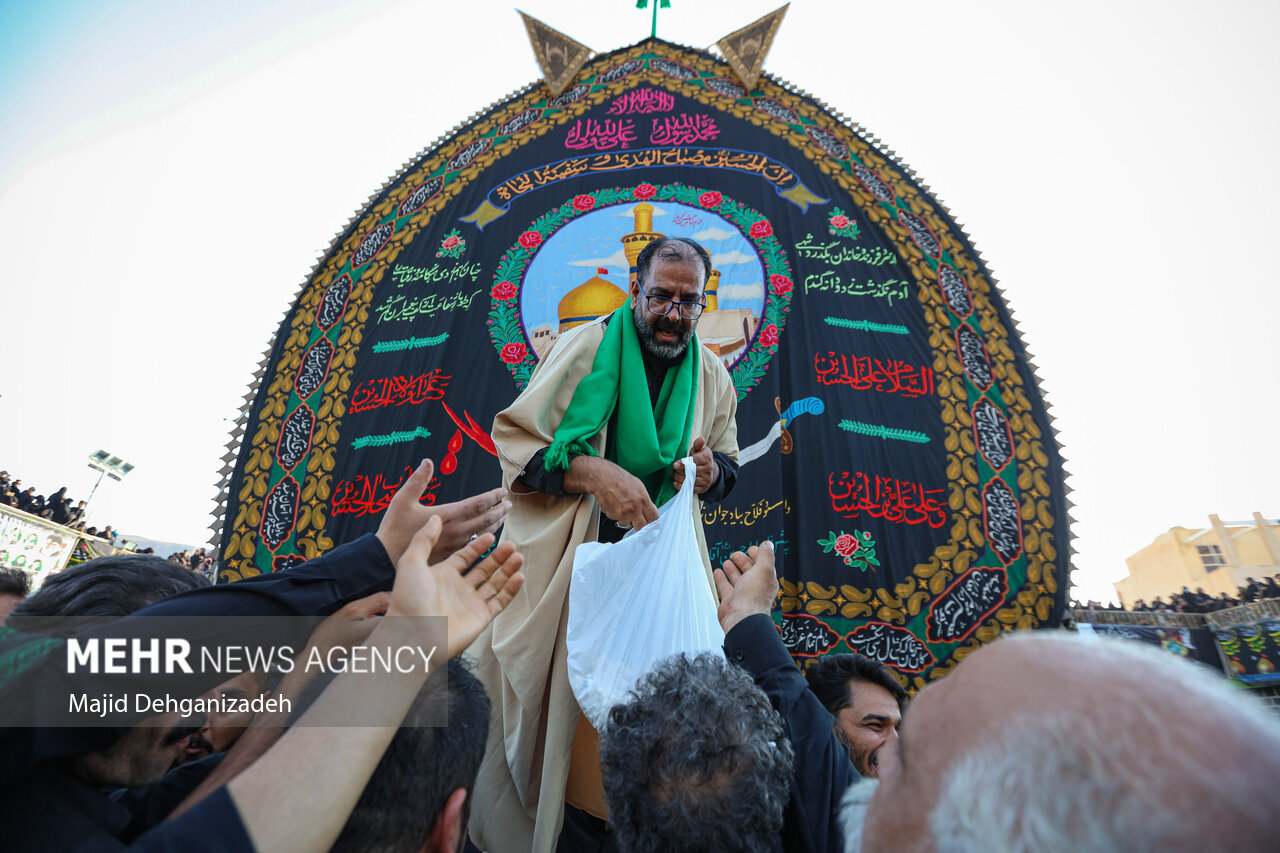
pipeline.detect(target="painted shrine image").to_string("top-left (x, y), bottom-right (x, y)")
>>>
top-left (220, 38), bottom-right (1068, 691)
top-left (520, 201), bottom-right (763, 368)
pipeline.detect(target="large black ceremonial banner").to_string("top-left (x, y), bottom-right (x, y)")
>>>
top-left (1081, 623), bottom-right (1222, 670)
top-left (219, 39), bottom-right (1068, 689)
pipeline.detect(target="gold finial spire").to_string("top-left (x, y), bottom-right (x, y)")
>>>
top-left (716, 5), bottom-right (788, 92)
top-left (518, 11), bottom-right (592, 97)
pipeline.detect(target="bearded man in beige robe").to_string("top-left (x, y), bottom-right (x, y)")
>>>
top-left (468, 237), bottom-right (740, 852)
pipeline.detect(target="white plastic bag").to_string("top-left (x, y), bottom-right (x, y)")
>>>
top-left (566, 456), bottom-right (725, 729)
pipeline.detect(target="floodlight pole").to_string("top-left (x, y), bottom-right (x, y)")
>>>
top-left (82, 450), bottom-right (133, 524)
top-left (82, 467), bottom-right (108, 519)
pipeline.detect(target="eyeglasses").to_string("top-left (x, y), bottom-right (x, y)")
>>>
top-left (638, 282), bottom-right (706, 320)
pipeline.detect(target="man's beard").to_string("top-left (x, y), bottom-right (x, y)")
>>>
top-left (840, 777), bottom-right (879, 853)
top-left (633, 304), bottom-right (692, 360)
top-left (833, 725), bottom-right (877, 778)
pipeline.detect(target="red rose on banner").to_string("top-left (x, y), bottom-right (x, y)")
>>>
top-left (759, 323), bottom-right (779, 347)
top-left (518, 231), bottom-right (543, 249)
top-left (491, 280), bottom-right (517, 300)
top-left (831, 214), bottom-right (851, 229)
top-left (499, 342), bottom-right (528, 364)
top-left (573, 194), bottom-right (596, 212)
top-left (749, 220), bottom-right (773, 239)
top-left (634, 184), bottom-right (657, 200)
top-left (442, 235), bottom-right (461, 249)
top-left (699, 191), bottom-right (722, 207)
top-left (834, 533), bottom-right (860, 557)
top-left (770, 274), bottom-right (793, 295)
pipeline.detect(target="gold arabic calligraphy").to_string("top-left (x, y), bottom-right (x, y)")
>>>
top-left (493, 149), bottom-right (796, 202)
top-left (702, 498), bottom-right (791, 527)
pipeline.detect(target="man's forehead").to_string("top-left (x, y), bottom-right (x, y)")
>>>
top-left (648, 257), bottom-right (704, 293)
top-left (848, 681), bottom-right (903, 718)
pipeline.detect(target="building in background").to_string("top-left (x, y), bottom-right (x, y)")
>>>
top-left (1115, 513), bottom-right (1280, 606)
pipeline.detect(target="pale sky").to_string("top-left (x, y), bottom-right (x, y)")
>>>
top-left (2, 0), bottom-right (1276, 602)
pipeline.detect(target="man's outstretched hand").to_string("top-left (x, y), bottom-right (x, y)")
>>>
top-left (376, 459), bottom-right (510, 565)
top-left (713, 541), bottom-right (778, 635)
top-left (389, 516), bottom-right (525, 658)
top-left (672, 436), bottom-right (718, 494)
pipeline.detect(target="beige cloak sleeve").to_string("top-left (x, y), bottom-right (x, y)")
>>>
top-left (467, 320), bottom-right (740, 853)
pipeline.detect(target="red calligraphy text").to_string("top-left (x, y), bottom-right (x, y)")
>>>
top-left (332, 467), bottom-right (440, 517)
top-left (814, 352), bottom-right (934, 398)
top-left (828, 470), bottom-right (946, 528)
top-left (349, 371), bottom-right (451, 414)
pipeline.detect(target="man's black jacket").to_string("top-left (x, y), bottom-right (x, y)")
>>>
top-left (725, 613), bottom-right (857, 853)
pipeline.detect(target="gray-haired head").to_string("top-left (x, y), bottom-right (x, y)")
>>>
top-left (844, 632), bottom-right (1280, 853)
top-left (601, 652), bottom-right (794, 853)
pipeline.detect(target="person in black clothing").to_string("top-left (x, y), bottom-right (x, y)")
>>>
top-left (715, 542), bottom-right (859, 853)
top-left (1243, 577), bottom-right (1265, 602)
top-left (804, 654), bottom-right (905, 779)
top-left (0, 459), bottom-right (513, 852)
top-left (47, 487), bottom-right (71, 524)
top-left (0, 554), bottom-right (222, 850)
top-left (15, 486), bottom-right (38, 513)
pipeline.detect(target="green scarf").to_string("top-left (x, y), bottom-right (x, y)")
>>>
top-left (544, 302), bottom-right (699, 506)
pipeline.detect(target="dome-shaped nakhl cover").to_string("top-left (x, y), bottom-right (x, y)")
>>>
top-left (217, 38), bottom-right (1068, 689)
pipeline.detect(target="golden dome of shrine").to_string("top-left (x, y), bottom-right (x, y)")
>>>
top-left (558, 268), bottom-right (628, 332)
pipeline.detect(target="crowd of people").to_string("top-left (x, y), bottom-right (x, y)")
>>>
top-left (2, 237), bottom-right (1277, 851)
top-left (1, 469), bottom-right (221, 569)
top-left (167, 546), bottom-right (217, 578)
top-left (0, 465), bottom-right (1277, 853)
top-left (0, 468), bottom-right (118, 541)
top-left (1073, 573), bottom-right (1280, 614)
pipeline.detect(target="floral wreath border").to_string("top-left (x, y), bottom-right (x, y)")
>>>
top-left (486, 182), bottom-right (794, 399)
